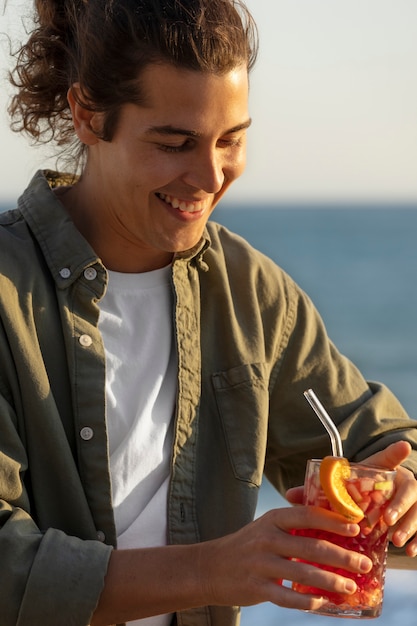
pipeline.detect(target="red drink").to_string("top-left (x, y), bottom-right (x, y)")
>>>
top-left (292, 459), bottom-right (396, 618)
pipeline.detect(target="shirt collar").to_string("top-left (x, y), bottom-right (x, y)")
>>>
top-left (18, 170), bottom-right (105, 291)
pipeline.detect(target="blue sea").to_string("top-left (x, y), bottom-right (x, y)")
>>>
top-left (213, 202), bottom-right (417, 626)
top-left (2, 199), bottom-right (417, 623)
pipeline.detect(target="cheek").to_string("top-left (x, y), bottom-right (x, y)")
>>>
top-left (137, 153), bottom-right (183, 187)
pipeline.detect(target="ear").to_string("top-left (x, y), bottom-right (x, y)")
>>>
top-left (67, 84), bottom-right (102, 146)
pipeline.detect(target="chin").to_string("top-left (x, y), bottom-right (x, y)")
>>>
top-left (170, 232), bottom-right (205, 254)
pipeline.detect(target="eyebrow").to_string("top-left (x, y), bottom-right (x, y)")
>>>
top-left (145, 118), bottom-right (252, 138)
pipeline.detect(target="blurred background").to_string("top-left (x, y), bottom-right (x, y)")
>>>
top-left (1, 1), bottom-right (417, 624)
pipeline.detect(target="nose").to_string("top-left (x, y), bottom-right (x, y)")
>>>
top-left (183, 148), bottom-right (225, 193)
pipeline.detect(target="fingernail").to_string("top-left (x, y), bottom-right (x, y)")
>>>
top-left (395, 531), bottom-right (408, 546)
top-left (387, 508), bottom-right (399, 524)
top-left (346, 523), bottom-right (359, 534)
top-left (345, 579), bottom-right (356, 593)
top-left (360, 557), bottom-right (372, 573)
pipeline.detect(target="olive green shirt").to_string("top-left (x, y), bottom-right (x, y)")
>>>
top-left (1, 170), bottom-right (417, 626)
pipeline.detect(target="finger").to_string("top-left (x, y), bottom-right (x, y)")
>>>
top-left (390, 504), bottom-right (417, 551)
top-left (275, 532), bottom-right (372, 576)
top-left (285, 486), bottom-right (304, 505)
top-left (264, 580), bottom-right (329, 612)
top-left (384, 465), bottom-right (417, 525)
top-left (363, 440), bottom-right (412, 469)
top-left (405, 537), bottom-right (417, 558)
top-left (402, 531), bottom-right (417, 558)
top-left (250, 559), bottom-right (358, 611)
top-left (268, 505), bottom-right (359, 537)
top-left (277, 557), bottom-right (360, 595)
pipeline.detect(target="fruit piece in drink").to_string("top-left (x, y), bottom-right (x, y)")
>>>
top-left (319, 456), bottom-right (365, 523)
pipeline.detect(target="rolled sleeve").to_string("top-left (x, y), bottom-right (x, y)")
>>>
top-left (17, 528), bottom-right (112, 626)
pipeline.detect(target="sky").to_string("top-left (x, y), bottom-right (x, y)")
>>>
top-left (0, 0), bottom-right (416, 205)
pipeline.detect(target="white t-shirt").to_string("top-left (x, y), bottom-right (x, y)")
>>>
top-left (98, 266), bottom-right (176, 626)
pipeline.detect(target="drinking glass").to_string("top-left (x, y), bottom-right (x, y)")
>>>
top-left (292, 459), bottom-right (396, 618)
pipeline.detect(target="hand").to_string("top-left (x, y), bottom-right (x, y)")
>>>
top-left (198, 505), bottom-right (372, 611)
top-left (287, 441), bottom-right (417, 558)
top-left (363, 440), bottom-right (417, 557)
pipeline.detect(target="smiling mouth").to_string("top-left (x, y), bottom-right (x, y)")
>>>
top-left (157, 193), bottom-right (206, 214)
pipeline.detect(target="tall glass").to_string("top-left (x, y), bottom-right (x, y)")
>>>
top-left (292, 459), bottom-right (396, 618)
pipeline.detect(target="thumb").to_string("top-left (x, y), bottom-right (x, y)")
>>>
top-left (285, 485), bottom-right (304, 505)
top-left (363, 440), bottom-right (412, 470)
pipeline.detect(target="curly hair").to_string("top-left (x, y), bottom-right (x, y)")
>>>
top-left (7, 0), bottom-right (258, 170)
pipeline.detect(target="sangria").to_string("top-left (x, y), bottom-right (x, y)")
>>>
top-left (292, 458), bottom-right (396, 618)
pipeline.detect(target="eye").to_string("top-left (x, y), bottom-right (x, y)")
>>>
top-left (218, 134), bottom-right (245, 149)
top-left (158, 139), bottom-right (194, 153)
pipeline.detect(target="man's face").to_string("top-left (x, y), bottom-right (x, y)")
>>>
top-left (81, 63), bottom-right (250, 271)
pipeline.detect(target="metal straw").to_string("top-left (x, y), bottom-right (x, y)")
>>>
top-left (304, 388), bottom-right (344, 457)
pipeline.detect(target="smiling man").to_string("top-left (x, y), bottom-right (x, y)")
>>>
top-left (62, 64), bottom-right (251, 272)
top-left (1, 1), bottom-right (417, 626)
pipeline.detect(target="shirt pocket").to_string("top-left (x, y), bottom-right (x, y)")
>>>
top-left (212, 362), bottom-right (269, 487)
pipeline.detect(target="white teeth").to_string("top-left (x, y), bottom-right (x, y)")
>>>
top-left (158, 193), bottom-right (200, 213)
top-left (180, 202), bottom-right (195, 212)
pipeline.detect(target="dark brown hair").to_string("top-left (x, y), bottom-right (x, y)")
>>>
top-left (8, 0), bottom-right (258, 169)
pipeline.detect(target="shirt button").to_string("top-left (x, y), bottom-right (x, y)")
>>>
top-left (59, 267), bottom-right (71, 279)
top-left (79, 334), bottom-right (93, 347)
top-left (84, 267), bottom-right (97, 281)
top-left (96, 530), bottom-right (106, 542)
top-left (80, 427), bottom-right (94, 441)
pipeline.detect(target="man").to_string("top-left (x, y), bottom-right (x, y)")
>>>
top-left (1, 1), bottom-right (417, 625)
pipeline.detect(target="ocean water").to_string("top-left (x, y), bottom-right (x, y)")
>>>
top-left (213, 203), bottom-right (417, 626)
top-left (2, 199), bottom-right (417, 623)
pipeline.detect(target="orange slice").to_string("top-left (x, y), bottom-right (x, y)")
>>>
top-left (319, 456), bottom-right (365, 523)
